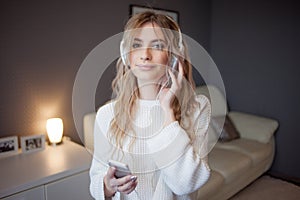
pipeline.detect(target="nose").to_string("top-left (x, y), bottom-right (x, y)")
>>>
top-left (140, 48), bottom-right (152, 62)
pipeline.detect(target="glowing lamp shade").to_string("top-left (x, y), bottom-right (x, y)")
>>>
top-left (46, 118), bottom-right (63, 145)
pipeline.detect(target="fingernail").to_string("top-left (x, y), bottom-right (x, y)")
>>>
top-left (130, 176), bottom-right (137, 182)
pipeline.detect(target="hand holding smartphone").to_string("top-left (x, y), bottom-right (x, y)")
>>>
top-left (105, 160), bottom-right (138, 196)
top-left (156, 54), bottom-right (180, 99)
top-left (108, 160), bottom-right (132, 178)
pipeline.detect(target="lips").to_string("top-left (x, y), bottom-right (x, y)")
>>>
top-left (136, 64), bottom-right (156, 71)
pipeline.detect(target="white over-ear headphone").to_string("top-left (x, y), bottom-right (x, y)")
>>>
top-left (119, 26), bottom-right (184, 66)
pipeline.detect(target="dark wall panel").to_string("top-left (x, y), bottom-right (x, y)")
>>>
top-left (210, 0), bottom-right (300, 179)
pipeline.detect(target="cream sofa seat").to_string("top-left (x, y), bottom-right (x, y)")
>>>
top-left (83, 85), bottom-right (279, 200)
top-left (194, 85), bottom-right (278, 200)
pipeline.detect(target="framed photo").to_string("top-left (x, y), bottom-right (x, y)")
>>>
top-left (21, 134), bottom-right (45, 153)
top-left (0, 136), bottom-right (19, 157)
top-left (130, 5), bottom-right (179, 23)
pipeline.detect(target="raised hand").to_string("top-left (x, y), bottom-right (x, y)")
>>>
top-left (158, 63), bottom-right (184, 126)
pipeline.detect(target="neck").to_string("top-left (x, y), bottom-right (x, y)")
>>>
top-left (137, 81), bottom-right (159, 100)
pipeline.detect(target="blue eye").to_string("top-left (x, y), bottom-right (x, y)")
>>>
top-left (152, 42), bottom-right (166, 50)
top-left (132, 43), bottom-right (141, 48)
top-left (153, 43), bottom-right (165, 50)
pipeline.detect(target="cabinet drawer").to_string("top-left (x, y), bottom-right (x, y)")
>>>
top-left (45, 171), bottom-right (93, 200)
top-left (1, 186), bottom-right (44, 200)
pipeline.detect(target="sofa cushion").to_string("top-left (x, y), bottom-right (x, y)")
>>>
top-left (215, 138), bottom-right (274, 165)
top-left (196, 171), bottom-right (225, 199)
top-left (208, 148), bottom-right (252, 183)
top-left (211, 115), bottom-right (240, 142)
top-left (228, 111), bottom-right (279, 144)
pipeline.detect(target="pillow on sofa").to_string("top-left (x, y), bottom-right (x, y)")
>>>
top-left (211, 115), bottom-right (240, 142)
top-left (228, 111), bottom-right (279, 144)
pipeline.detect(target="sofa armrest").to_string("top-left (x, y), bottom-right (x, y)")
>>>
top-left (228, 111), bottom-right (279, 143)
top-left (83, 112), bottom-right (96, 152)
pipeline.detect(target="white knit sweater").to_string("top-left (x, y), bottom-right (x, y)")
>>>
top-left (90, 95), bottom-right (211, 200)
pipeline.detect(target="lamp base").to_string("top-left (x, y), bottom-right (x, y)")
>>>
top-left (48, 140), bottom-right (63, 147)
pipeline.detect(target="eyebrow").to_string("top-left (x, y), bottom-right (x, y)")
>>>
top-left (133, 38), bottom-right (167, 44)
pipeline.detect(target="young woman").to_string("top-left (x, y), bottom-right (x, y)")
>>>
top-left (90, 11), bottom-right (211, 200)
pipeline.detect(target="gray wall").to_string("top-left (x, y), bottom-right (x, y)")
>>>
top-left (0, 0), bottom-right (210, 144)
top-left (210, 0), bottom-right (300, 180)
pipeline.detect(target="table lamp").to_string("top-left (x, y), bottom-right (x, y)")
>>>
top-left (46, 118), bottom-right (63, 146)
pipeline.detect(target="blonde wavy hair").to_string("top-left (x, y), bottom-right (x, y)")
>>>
top-left (109, 11), bottom-right (199, 149)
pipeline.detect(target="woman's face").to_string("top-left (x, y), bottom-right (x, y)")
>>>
top-left (128, 22), bottom-right (169, 85)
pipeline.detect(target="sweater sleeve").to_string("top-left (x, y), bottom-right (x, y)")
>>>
top-left (89, 156), bottom-right (107, 200)
top-left (89, 111), bottom-right (108, 200)
top-left (146, 95), bottom-right (211, 195)
top-left (89, 103), bottom-right (120, 200)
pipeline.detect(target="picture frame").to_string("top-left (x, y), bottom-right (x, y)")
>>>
top-left (130, 5), bottom-right (179, 23)
top-left (0, 136), bottom-right (19, 158)
top-left (21, 134), bottom-right (45, 153)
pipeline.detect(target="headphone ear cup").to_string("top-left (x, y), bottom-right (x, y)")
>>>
top-left (179, 43), bottom-right (184, 54)
top-left (120, 40), bottom-right (127, 66)
top-left (177, 29), bottom-right (184, 54)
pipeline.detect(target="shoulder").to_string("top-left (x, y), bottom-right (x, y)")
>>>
top-left (192, 94), bottom-right (211, 127)
top-left (195, 94), bottom-right (211, 113)
top-left (95, 100), bottom-right (116, 132)
top-left (96, 100), bottom-right (115, 117)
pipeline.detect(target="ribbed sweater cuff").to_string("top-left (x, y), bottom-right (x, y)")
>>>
top-left (91, 174), bottom-right (105, 200)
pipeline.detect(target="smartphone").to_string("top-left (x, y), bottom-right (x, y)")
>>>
top-left (170, 54), bottom-right (179, 72)
top-left (165, 54), bottom-right (179, 88)
top-left (108, 160), bottom-right (131, 178)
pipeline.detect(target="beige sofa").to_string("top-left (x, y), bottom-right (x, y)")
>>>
top-left (83, 85), bottom-right (279, 200)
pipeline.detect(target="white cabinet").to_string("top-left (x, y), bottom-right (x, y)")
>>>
top-left (0, 140), bottom-right (93, 200)
top-left (45, 171), bottom-right (92, 200)
top-left (2, 186), bottom-right (44, 200)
